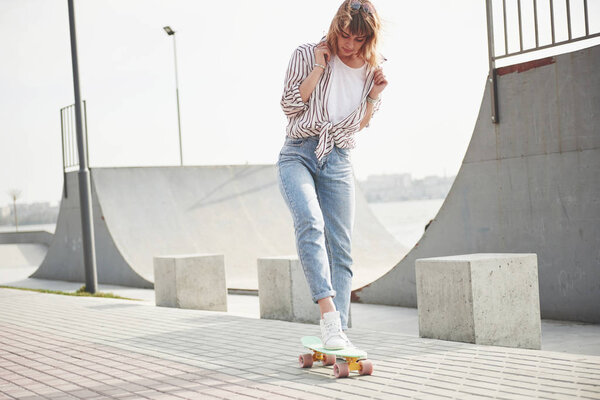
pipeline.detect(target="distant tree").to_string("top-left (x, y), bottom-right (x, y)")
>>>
top-left (7, 189), bottom-right (21, 232)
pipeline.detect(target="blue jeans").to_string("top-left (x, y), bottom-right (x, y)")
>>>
top-left (277, 136), bottom-right (355, 330)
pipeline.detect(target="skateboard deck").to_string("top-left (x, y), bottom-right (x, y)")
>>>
top-left (299, 336), bottom-right (373, 378)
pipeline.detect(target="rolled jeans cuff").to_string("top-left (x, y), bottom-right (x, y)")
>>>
top-left (313, 290), bottom-right (336, 304)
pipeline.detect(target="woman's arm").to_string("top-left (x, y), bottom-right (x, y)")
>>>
top-left (281, 49), bottom-right (311, 118)
top-left (281, 42), bottom-right (331, 117)
top-left (359, 100), bottom-right (376, 130)
top-left (298, 41), bottom-right (330, 102)
top-left (359, 67), bottom-right (388, 130)
top-left (299, 67), bottom-right (325, 103)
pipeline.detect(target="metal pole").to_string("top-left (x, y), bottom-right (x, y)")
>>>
top-left (84, 100), bottom-right (90, 163)
top-left (566, 0), bottom-right (572, 40)
top-left (60, 108), bottom-right (68, 198)
top-left (13, 197), bottom-right (18, 232)
top-left (584, 0), bottom-right (589, 36)
top-left (67, 0), bottom-right (98, 294)
top-left (550, 0), bottom-right (556, 44)
top-left (534, 0), bottom-right (539, 48)
top-left (66, 107), bottom-right (72, 170)
top-left (172, 33), bottom-right (183, 166)
top-left (517, 0), bottom-right (523, 52)
top-left (485, 0), bottom-right (499, 124)
top-left (502, 0), bottom-right (508, 54)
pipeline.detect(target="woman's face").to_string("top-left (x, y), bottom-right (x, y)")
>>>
top-left (336, 29), bottom-right (367, 57)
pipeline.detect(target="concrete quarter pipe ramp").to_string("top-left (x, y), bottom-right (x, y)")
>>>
top-left (33, 165), bottom-right (407, 290)
top-left (353, 45), bottom-right (600, 323)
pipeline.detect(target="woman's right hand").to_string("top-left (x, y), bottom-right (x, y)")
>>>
top-left (314, 41), bottom-right (331, 67)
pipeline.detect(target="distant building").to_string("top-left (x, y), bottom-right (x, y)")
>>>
top-left (0, 202), bottom-right (59, 226)
top-left (0, 206), bottom-right (10, 219)
top-left (359, 173), bottom-right (412, 202)
top-left (358, 173), bottom-right (456, 203)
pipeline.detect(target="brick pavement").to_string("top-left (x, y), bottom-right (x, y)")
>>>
top-left (0, 288), bottom-right (599, 400)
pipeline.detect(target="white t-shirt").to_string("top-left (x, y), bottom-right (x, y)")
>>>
top-left (327, 55), bottom-right (367, 125)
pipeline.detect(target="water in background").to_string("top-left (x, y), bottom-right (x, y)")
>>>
top-left (0, 224), bottom-right (56, 233)
top-left (368, 198), bottom-right (444, 248)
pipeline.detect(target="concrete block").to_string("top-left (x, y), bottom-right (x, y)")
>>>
top-left (416, 253), bottom-right (541, 349)
top-left (154, 254), bottom-right (227, 311)
top-left (257, 256), bottom-right (320, 324)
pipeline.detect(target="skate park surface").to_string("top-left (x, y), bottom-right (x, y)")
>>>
top-left (2, 265), bottom-right (600, 357)
top-left (354, 44), bottom-right (600, 324)
top-left (1, 37), bottom-right (600, 400)
top-left (1, 284), bottom-right (599, 399)
top-left (24, 44), bottom-right (600, 326)
top-left (31, 165), bottom-right (407, 291)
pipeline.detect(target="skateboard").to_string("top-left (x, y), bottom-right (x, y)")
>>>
top-left (299, 336), bottom-right (374, 378)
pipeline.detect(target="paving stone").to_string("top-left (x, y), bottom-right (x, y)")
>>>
top-left (1, 289), bottom-right (599, 400)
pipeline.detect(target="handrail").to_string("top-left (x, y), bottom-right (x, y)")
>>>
top-left (60, 100), bottom-right (89, 197)
top-left (485, 0), bottom-right (599, 123)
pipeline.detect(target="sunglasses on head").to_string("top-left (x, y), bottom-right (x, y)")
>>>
top-left (350, 1), bottom-right (373, 15)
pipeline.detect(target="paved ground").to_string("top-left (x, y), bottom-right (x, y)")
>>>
top-left (1, 286), bottom-right (599, 400)
top-left (3, 266), bottom-right (600, 356)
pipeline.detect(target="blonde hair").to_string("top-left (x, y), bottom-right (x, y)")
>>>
top-left (325, 0), bottom-right (382, 69)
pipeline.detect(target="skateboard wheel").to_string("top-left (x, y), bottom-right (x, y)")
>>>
top-left (322, 354), bottom-right (336, 366)
top-left (321, 354), bottom-right (335, 366)
top-left (299, 353), bottom-right (313, 368)
top-left (333, 362), bottom-right (349, 378)
top-left (359, 359), bottom-right (373, 375)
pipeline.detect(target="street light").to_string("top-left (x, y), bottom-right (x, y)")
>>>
top-left (67, 0), bottom-right (98, 293)
top-left (163, 25), bottom-right (183, 166)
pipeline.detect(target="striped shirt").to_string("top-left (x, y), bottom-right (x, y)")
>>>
top-left (280, 42), bottom-right (382, 160)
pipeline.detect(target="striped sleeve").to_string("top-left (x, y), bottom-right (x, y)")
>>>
top-left (280, 47), bottom-right (311, 117)
top-left (363, 68), bottom-right (383, 128)
top-left (366, 96), bottom-right (382, 128)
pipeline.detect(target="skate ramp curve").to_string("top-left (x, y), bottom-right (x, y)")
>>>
top-left (33, 165), bottom-right (407, 290)
top-left (352, 44), bottom-right (600, 323)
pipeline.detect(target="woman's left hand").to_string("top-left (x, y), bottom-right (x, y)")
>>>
top-left (369, 67), bottom-right (388, 99)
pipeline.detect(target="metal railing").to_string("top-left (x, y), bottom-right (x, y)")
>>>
top-left (485, 0), bottom-right (599, 123)
top-left (60, 100), bottom-right (89, 197)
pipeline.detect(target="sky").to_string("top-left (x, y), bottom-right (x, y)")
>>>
top-left (0, 0), bottom-right (598, 206)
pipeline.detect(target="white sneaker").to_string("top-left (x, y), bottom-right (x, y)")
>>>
top-left (320, 311), bottom-right (349, 350)
top-left (344, 336), bottom-right (354, 348)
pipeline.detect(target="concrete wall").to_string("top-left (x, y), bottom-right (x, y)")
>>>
top-left (353, 45), bottom-right (600, 323)
top-left (32, 172), bottom-right (152, 287)
top-left (0, 231), bottom-right (53, 246)
top-left (33, 165), bottom-right (405, 290)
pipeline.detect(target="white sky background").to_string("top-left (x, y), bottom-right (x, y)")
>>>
top-left (0, 0), bottom-right (598, 205)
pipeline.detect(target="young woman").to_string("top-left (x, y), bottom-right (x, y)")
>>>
top-left (277, 0), bottom-right (388, 349)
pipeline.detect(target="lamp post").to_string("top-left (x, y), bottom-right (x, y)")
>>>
top-left (67, 0), bottom-right (98, 293)
top-left (163, 26), bottom-right (183, 166)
